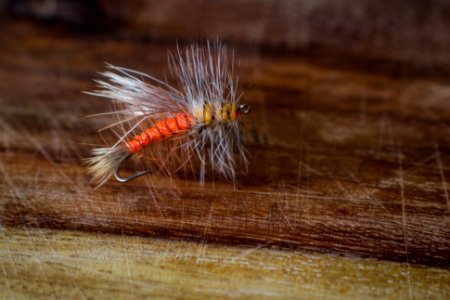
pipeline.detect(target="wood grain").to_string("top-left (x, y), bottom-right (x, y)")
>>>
top-left (0, 18), bottom-right (449, 272)
top-left (1, 227), bottom-right (449, 299)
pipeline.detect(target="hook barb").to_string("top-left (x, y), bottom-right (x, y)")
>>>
top-left (114, 153), bottom-right (152, 183)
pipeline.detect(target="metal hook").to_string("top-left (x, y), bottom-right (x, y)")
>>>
top-left (114, 153), bottom-right (152, 183)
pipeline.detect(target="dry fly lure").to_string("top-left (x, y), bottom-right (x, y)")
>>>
top-left (86, 42), bottom-right (251, 188)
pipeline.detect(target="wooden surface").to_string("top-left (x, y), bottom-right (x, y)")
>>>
top-left (0, 2), bottom-right (450, 298)
top-left (1, 227), bottom-right (449, 299)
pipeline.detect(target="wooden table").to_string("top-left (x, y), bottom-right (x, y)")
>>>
top-left (0, 2), bottom-right (449, 298)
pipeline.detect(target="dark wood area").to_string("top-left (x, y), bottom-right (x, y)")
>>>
top-left (1, 1), bottom-right (449, 270)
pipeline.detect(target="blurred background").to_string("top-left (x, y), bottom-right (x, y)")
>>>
top-left (1, 0), bottom-right (450, 76)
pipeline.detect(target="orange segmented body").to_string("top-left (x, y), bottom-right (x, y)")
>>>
top-left (128, 112), bottom-right (195, 154)
top-left (126, 103), bottom-right (246, 154)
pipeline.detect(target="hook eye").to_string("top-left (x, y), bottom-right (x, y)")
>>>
top-left (238, 104), bottom-right (251, 114)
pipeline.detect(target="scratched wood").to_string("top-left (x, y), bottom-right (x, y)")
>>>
top-left (0, 0), bottom-right (450, 297)
top-left (1, 227), bottom-right (449, 299)
top-left (0, 15), bottom-right (450, 266)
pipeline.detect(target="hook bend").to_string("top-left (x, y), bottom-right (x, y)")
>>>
top-left (114, 153), bottom-right (152, 183)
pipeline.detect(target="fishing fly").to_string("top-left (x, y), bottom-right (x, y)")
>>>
top-left (86, 41), bottom-right (251, 187)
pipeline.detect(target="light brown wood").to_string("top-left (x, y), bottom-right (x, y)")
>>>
top-left (1, 227), bottom-right (449, 300)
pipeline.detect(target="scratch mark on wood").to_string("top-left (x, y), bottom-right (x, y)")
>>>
top-left (203, 202), bottom-right (215, 236)
top-left (397, 145), bottom-right (413, 300)
top-left (434, 142), bottom-right (450, 214)
top-left (122, 233), bottom-right (136, 299)
top-left (276, 200), bottom-right (295, 231)
top-left (298, 161), bottom-right (323, 176)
